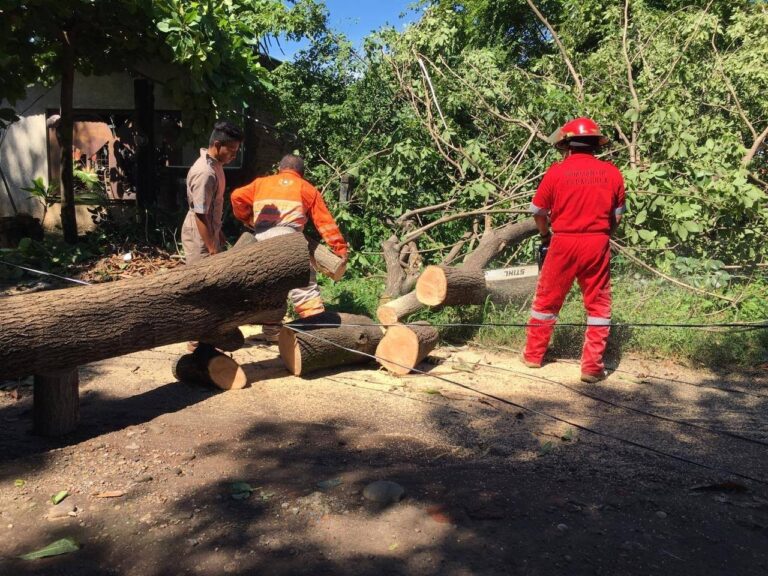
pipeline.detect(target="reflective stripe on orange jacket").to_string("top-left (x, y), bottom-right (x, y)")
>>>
top-left (231, 169), bottom-right (348, 257)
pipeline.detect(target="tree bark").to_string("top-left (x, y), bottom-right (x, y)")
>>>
top-left (379, 219), bottom-right (539, 322)
top-left (59, 28), bottom-right (77, 244)
top-left (0, 234), bottom-right (310, 379)
top-left (233, 232), bottom-right (345, 280)
top-left (376, 322), bottom-right (438, 375)
top-left (203, 328), bottom-right (245, 352)
top-left (377, 291), bottom-right (422, 326)
top-left (416, 265), bottom-right (488, 306)
top-left (34, 368), bottom-right (79, 436)
top-left (278, 312), bottom-right (383, 376)
top-left (416, 264), bottom-right (539, 307)
top-left (173, 344), bottom-right (246, 390)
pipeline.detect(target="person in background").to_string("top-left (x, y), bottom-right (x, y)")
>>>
top-left (181, 120), bottom-right (243, 265)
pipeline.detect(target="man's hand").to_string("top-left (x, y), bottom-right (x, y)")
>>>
top-left (539, 230), bottom-right (552, 247)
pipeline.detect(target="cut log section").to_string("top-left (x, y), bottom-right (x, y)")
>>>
top-left (416, 265), bottom-right (539, 307)
top-left (376, 322), bottom-right (439, 375)
top-left (416, 265), bottom-right (488, 306)
top-left (173, 344), bottom-right (247, 390)
top-left (33, 368), bottom-right (79, 436)
top-left (376, 291), bottom-right (422, 326)
top-left (233, 232), bottom-right (345, 281)
top-left (0, 233), bottom-right (310, 380)
top-left (278, 312), bottom-right (383, 376)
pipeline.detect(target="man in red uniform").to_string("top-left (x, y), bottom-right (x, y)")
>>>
top-left (522, 118), bottom-right (626, 382)
top-left (230, 154), bottom-right (348, 340)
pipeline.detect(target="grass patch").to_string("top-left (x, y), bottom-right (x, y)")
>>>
top-left (321, 274), bottom-right (768, 369)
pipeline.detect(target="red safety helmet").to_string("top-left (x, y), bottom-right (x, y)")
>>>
top-left (549, 117), bottom-right (609, 149)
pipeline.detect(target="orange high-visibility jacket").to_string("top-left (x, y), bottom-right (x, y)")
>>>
top-left (230, 169), bottom-right (348, 257)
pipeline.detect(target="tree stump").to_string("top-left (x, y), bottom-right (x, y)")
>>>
top-left (376, 322), bottom-right (439, 375)
top-left (278, 312), bottom-right (383, 376)
top-left (33, 368), bottom-right (79, 436)
top-left (416, 265), bottom-right (488, 306)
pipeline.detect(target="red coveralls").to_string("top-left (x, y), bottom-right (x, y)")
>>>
top-left (523, 152), bottom-right (626, 376)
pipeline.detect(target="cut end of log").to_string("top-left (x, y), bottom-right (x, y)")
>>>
top-left (278, 328), bottom-right (301, 375)
top-left (376, 304), bottom-right (400, 326)
top-left (375, 325), bottom-right (421, 375)
top-left (207, 355), bottom-right (247, 390)
top-left (415, 266), bottom-right (448, 306)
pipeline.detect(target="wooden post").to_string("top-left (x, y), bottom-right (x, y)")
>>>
top-left (34, 368), bottom-right (79, 436)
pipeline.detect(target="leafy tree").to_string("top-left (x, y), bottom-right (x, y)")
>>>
top-left (0, 0), bottom-right (328, 243)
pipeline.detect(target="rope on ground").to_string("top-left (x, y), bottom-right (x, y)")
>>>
top-left (284, 324), bottom-right (768, 487)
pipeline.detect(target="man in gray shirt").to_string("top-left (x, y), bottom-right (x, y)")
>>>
top-left (181, 121), bottom-right (243, 264)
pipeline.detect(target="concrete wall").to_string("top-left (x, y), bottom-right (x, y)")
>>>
top-left (0, 71), bottom-right (178, 219)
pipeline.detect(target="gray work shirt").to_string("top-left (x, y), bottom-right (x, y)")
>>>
top-left (181, 149), bottom-right (225, 263)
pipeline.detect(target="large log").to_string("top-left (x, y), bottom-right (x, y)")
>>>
top-left (278, 312), bottom-right (383, 376)
top-left (0, 233), bottom-right (310, 379)
top-left (416, 265), bottom-right (488, 306)
top-left (376, 322), bottom-right (439, 375)
top-left (416, 264), bottom-right (539, 307)
top-left (234, 232), bottom-right (345, 280)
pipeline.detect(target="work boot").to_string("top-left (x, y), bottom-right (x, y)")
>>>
top-left (580, 371), bottom-right (607, 383)
top-left (520, 354), bottom-right (542, 369)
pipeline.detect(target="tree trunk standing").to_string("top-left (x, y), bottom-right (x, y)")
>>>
top-left (278, 313), bottom-right (383, 376)
top-left (0, 234), bottom-right (310, 379)
top-left (59, 28), bottom-right (77, 244)
top-left (376, 322), bottom-right (438, 375)
top-left (33, 368), bottom-right (79, 436)
top-left (134, 78), bottom-right (155, 209)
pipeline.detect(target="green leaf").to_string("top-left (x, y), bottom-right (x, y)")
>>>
top-left (539, 440), bottom-right (554, 456)
top-left (230, 481), bottom-right (254, 494)
top-left (51, 490), bottom-right (69, 505)
top-left (634, 210), bottom-right (647, 225)
top-left (14, 479), bottom-right (25, 488)
top-left (157, 21), bottom-right (171, 33)
top-left (19, 538), bottom-right (80, 560)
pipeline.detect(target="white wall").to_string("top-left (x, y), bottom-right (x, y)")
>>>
top-left (0, 70), bottom-right (179, 219)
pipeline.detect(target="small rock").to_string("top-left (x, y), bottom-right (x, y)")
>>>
top-left (363, 480), bottom-right (405, 504)
top-left (655, 511), bottom-right (667, 519)
top-left (135, 475), bottom-right (153, 483)
top-left (556, 523), bottom-right (569, 532)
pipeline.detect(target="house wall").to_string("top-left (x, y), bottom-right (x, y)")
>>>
top-left (0, 71), bottom-right (177, 220)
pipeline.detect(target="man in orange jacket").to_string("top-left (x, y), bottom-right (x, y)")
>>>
top-left (231, 154), bottom-right (348, 340)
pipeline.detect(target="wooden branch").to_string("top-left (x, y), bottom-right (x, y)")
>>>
top-left (397, 208), bottom-right (528, 248)
top-left (622, 0), bottom-right (641, 169)
top-left (711, 32), bottom-right (757, 140)
top-left (610, 240), bottom-right (736, 304)
top-left (396, 199), bottom-right (456, 224)
top-left (741, 124), bottom-right (768, 168)
top-left (648, 1), bottom-right (714, 99)
top-left (524, 0), bottom-right (583, 101)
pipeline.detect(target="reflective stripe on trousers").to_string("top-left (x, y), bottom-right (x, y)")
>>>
top-left (523, 233), bottom-right (612, 375)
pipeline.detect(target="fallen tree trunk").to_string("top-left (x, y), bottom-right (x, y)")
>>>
top-left (380, 219), bottom-right (538, 323)
top-left (173, 344), bottom-right (247, 390)
top-left (203, 328), bottom-right (245, 352)
top-left (416, 264), bottom-right (539, 307)
top-left (0, 233), bottom-right (310, 379)
top-left (234, 232), bottom-right (345, 280)
top-left (376, 322), bottom-right (439, 375)
top-left (278, 312), bottom-right (383, 376)
top-left (416, 265), bottom-right (487, 306)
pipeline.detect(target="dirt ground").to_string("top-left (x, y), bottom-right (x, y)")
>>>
top-left (1, 329), bottom-right (767, 576)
